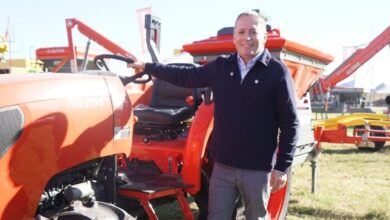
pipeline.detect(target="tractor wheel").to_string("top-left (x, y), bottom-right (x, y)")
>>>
top-left (194, 167), bottom-right (293, 220)
top-left (38, 201), bottom-right (136, 220)
top-left (354, 125), bottom-right (386, 151)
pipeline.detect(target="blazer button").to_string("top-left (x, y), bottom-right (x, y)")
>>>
top-left (230, 72), bottom-right (234, 76)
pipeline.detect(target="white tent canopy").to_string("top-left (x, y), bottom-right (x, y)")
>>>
top-left (374, 83), bottom-right (390, 94)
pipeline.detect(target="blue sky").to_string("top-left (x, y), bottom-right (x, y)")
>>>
top-left (2, 0), bottom-right (390, 86)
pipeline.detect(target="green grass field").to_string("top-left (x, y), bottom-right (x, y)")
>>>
top-left (287, 143), bottom-right (390, 220)
top-left (289, 111), bottom-right (390, 219)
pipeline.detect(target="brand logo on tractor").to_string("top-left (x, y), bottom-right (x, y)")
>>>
top-left (68, 97), bottom-right (105, 109)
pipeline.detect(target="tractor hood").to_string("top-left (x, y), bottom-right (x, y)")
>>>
top-left (0, 73), bottom-right (111, 108)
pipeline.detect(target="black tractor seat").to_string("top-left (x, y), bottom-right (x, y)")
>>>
top-left (133, 63), bottom-right (201, 141)
top-left (134, 104), bottom-right (194, 125)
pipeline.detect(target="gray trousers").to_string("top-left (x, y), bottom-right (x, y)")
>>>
top-left (208, 162), bottom-right (270, 220)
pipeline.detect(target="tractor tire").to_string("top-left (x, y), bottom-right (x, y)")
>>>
top-left (40, 201), bottom-right (136, 220)
top-left (194, 167), bottom-right (293, 220)
top-left (354, 125), bottom-right (386, 152)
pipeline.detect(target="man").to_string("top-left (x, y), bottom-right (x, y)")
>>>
top-left (129, 11), bottom-right (299, 220)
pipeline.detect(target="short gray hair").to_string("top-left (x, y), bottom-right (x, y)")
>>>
top-left (234, 10), bottom-right (268, 29)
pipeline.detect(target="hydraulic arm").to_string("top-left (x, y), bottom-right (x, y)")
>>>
top-left (49, 18), bottom-right (137, 72)
top-left (315, 25), bottom-right (390, 94)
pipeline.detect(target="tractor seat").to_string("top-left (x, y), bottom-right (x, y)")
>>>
top-left (133, 77), bottom-right (197, 125)
top-left (133, 64), bottom-right (200, 138)
top-left (134, 104), bottom-right (194, 125)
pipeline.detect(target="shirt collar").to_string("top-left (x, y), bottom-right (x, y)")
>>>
top-left (258, 49), bottom-right (271, 67)
top-left (232, 48), bottom-right (271, 67)
top-left (237, 51), bottom-right (263, 70)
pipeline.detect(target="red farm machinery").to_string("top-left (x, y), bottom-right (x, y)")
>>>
top-left (0, 14), bottom-right (366, 220)
top-left (311, 25), bottom-right (390, 151)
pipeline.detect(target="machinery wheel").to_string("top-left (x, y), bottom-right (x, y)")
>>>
top-left (37, 201), bottom-right (136, 220)
top-left (371, 126), bottom-right (386, 151)
top-left (354, 125), bottom-right (386, 151)
top-left (373, 141), bottom-right (386, 151)
top-left (194, 167), bottom-right (293, 220)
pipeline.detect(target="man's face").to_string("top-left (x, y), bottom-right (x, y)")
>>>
top-left (233, 15), bottom-right (267, 62)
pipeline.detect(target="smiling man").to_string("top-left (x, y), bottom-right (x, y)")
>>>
top-left (128, 11), bottom-right (299, 220)
top-left (234, 12), bottom-right (267, 64)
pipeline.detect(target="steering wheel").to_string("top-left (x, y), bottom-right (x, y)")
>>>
top-left (93, 54), bottom-right (152, 84)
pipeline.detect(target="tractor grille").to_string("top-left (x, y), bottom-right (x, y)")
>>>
top-left (0, 106), bottom-right (24, 158)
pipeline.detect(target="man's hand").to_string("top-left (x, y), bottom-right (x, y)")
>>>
top-left (128, 60), bottom-right (146, 73)
top-left (270, 169), bottom-right (287, 193)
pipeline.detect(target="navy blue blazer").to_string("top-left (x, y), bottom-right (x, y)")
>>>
top-left (144, 49), bottom-right (299, 172)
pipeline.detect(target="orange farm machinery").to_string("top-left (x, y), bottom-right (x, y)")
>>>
top-left (1, 15), bottom-right (337, 220)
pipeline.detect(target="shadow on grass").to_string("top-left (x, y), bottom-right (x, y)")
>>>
top-left (154, 198), bottom-right (199, 220)
top-left (322, 144), bottom-right (390, 155)
top-left (288, 205), bottom-right (389, 220)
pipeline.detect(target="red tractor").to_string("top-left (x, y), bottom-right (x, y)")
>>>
top-left (0, 15), bottom-right (333, 219)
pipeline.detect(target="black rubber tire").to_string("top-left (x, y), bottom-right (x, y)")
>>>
top-left (374, 141), bottom-right (386, 151)
top-left (370, 125), bottom-right (386, 151)
top-left (354, 125), bottom-right (386, 152)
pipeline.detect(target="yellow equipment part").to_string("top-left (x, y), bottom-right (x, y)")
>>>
top-left (313, 113), bottom-right (390, 130)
